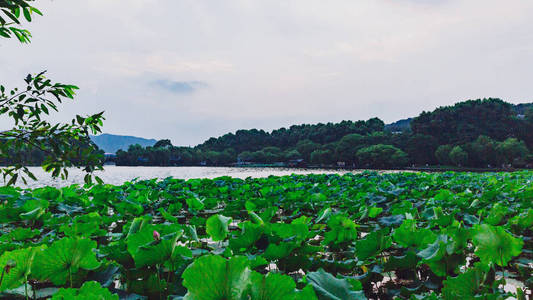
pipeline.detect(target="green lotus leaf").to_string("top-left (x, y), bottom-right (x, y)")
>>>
top-left (229, 221), bottom-right (264, 252)
top-left (393, 219), bottom-right (437, 248)
top-left (355, 228), bottom-right (392, 261)
top-left (0, 246), bottom-right (43, 291)
top-left (417, 235), bottom-right (448, 261)
top-left (441, 263), bottom-right (490, 299)
top-left (368, 206), bottom-right (383, 218)
top-left (185, 196), bottom-right (204, 211)
top-left (250, 271), bottom-right (297, 300)
top-left (306, 269), bottom-right (366, 300)
top-left (263, 242), bottom-right (299, 261)
top-left (206, 214), bottom-right (232, 241)
top-left (0, 227), bottom-right (40, 242)
top-left (509, 208), bottom-right (533, 229)
top-left (322, 215), bottom-right (358, 246)
top-left (269, 222), bottom-right (308, 242)
top-left (294, 285), bottom-right (318, 300)
top-left (133, 231), bottom-right (186, 268)
top-left (484, 203), bottom-right (508, 226)
top-left (60, 212), bottom-right (105, 238)
top-left (126, 223), bottom-right (182, 257)
top-left (51, 281), bottom-right (118, 300)
top-left (32, 238), bottom-right (101, 286)
top-left (182, 255), bottom-right (251, 300)
top-left (384, 250), bottom-right (419, 271)
top-left (471, 224), bottom-right (523, 266)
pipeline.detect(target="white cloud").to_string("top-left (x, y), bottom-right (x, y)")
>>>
top-left (1, 0), bottom-right (533, 145)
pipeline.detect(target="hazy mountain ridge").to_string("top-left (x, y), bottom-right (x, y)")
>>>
top-left (90, 134), bottom-right (157, 153)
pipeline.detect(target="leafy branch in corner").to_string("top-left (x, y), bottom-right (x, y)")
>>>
top-left (0, 72), bottom-right (105, 185)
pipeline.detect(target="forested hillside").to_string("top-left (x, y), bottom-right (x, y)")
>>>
top-left (114, 98), bottom-right (533, 169)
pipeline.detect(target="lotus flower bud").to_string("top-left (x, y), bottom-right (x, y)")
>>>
top-left (153, 230), bottom-right (160, 241)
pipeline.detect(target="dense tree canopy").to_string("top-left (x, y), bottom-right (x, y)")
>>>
top-left (113, 98), bottom-right (533, 169)
top-left (411, 98), bottom-right (517, 144)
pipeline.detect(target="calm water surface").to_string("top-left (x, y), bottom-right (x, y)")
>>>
top-left (14, 166), bottom-right (365, 188)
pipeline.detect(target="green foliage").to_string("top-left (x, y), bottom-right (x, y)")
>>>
top-left (306, 269), bottom-right (365, 300)
top-left (111, 98), bottom-right (533, 169)
top-left (0, 73), bottom-right (105, 185)
top-left (206, 214), bottom-right (232, 241)
top-left (355, 229), bottom-right (392, 261)
top-left (322, 215), bottom-right (358, 247)
top-left (441, 263), bottom-right (493, 299)
top-left (449, 146), bottom-right (468, 166)
top-left (0, 0), bottom-right (42, 43)
top-left (1, 1), bottom-right (105, 186)
top-left (0, 172), bottom-right (530, 298)
top-left (33, 238), bottom-right (100, 286)
top-left (0, 246), bottom-right (42, 291)
top-left (471, 224), bottom-right (523, 266)
top-left (182, 255), bottom-right (251, 300)
top-left (356, 144), bottom-right (408, 168)
top-left (434, 144), bottom-right (453, 165)
top-left (51, 281), bottom-right (117, 300)
top-left (250, 272), bottom-right (298, 300)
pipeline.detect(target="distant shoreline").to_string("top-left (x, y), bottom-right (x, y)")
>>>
top-left (105, 164), bottom-right (524, 173)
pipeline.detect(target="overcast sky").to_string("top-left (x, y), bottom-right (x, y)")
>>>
top-left (1, 0), bottom-right (533, 145)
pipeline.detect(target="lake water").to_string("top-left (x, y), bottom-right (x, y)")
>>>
top-left (13, 166), bottom-right (364, 188)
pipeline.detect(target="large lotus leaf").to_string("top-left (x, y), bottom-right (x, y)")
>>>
top-left (269, 222), bottom-right (309, 242)
top-left (441, 263), bottom-right (489, 298)
top-left (33, 238), bottom-right (101, 285)
top-left (185, 196), bottom-right (204, 211)
top-left (263, 242), bottom-right (299, 261)
top-left (60, 212), bottom-right (105, 238)
top-left (0, 246), bottom-right (43, 291)
top-left (229, 221), bottom-right (264, 252)
top-left (51, 281), bottom-right (118, 300)
top-left (206, 214), bottom-right (232, 241)
top-left (182, 255), bottom-right (251, 300)
top-left (471, 224), bottom-right (523, 266)
top-left (355, 228), bottom-right (392, 261)
top-left (306, 269), bottom-right (366, 300)
top-left (323, 215), bottom-right (358, 246)
top-left (384, 250), bottom-right (419, 272)
top-left (250, 271), bottom-right (297, 300)
top-left (441, 226), bottom-right (469, 253)
top-left (431, 207), bottom-right (455, 227)
top-left (393, 219), bottom-right (436, 248)
top-left (133, 231), bottom-right (187, 268)
top-left (509, 208), bottom-right (533, 229)
top-left (484, 203), bottom-right (509, 226)
top-left (425, 253), bottom-right (466, 277)
top-left (416, 235), bottom-right (455, 276)
top-left (294, 285), bottom-right (318, 300)
top-left (126, 223), bottom-right (182, 257)
top-left (0, 228), bottom-right (40, 242)
top-left (417, 235), bottom-right (448, 262)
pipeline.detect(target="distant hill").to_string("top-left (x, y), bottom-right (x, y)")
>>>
top-left (512, 103), bottom-right (533, 115)
top-left (384, 118), bottom-right (412, 133)
top-left (90, 134), bottom-right (157, 153)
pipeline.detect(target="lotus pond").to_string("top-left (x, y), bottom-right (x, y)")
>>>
top-left (0, 171), bottom-right (531, 299)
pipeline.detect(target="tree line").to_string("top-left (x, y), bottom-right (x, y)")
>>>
top-left (113, 98), bottom-right (533, 169)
